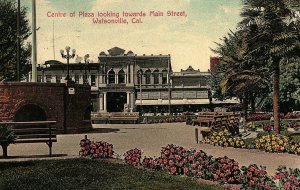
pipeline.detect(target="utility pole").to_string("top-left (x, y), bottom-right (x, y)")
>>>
top-left (32, 0), bottom-right (37, 82)
top-left (168, 56), bottom-right (171, 115)
top-left (16, 0), bottom-right (20, 81)
top-left (52, 20), bottom-right (55, 60)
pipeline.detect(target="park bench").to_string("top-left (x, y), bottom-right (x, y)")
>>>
top-left (0, 121), bottom-right (57, 156)
top-left (193, 113), bottom-right (241, 143)
top-left (191, 112), bottom-right (224, 126)
top-left (109, 112), bottom-right (139, 124)
top-left (91, 112), bottom-right (111, 124)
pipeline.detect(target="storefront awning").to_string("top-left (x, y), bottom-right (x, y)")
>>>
top-left (135, 99), bottom-right (210, 105)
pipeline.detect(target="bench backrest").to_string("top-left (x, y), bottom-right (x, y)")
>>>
top-left (110, 112), bottom-right (139, 118)
top-left (212, 113), bottom-right (240, 134)
top-left (0, 121), bottom-right (57, 143)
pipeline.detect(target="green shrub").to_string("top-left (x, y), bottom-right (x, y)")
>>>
top-left (0, 124), bottom-right (16, 158)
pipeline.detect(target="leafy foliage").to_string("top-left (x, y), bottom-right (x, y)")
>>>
top-left (0, 124), bottom-right (16, 147)
top-left (0, 0), bottom-right (31, 81)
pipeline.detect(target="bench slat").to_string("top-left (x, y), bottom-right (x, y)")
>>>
top-left (15, 139), bottom-right (57, 143)
top-left (12, 125), bottom-right (55, 129)
top-left (16, 134), bottom-right (57, 139)
top-left (14, 128), bottom-right (56, 133)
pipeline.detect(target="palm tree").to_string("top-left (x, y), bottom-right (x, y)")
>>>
top-left (0, 124), bottom-right (16, 158)
top-left (239, 0), bottom-right (300, 134)
top-left (212, 30), bottom-right (270, 121)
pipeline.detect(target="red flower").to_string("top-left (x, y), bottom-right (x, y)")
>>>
top-left (284, 182), bottom-right (291, 189)
top-left (214, 174), bottom-right (219, 180)
top-left (170, 167), bottom-right (177, 174)
top-left (183, 167), bottom-right (189, 174)
top-left (197, 172), bottom-right (203, 177)
top-left (249, 180), bottom-right (255, 186)
top-left (247, 172), bottom-right (252, 178)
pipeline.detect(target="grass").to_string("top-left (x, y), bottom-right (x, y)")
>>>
top-left (289, 133), bottom-right (300, 142)
top-left (0, 158), bottom-right (223, 190)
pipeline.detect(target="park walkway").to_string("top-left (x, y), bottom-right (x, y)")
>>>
top-left (2, 123), bottom-right (300, 175)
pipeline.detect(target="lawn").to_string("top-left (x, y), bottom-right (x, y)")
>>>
top-left (0, 158), bottom-right (223, 190)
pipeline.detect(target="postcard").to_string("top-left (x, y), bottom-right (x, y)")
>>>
top-left (0, 0), bottom-right (299, 189)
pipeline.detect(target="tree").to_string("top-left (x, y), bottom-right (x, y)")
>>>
top-left (211, 30), bottom-right (270, 120)
top-left (0, 124), bottom-right (16, 158)
top-left (0, 0), bottom-right (31, 82)
top-left (280, 60), bottom-right (300, 112)
top-left (239, 0), bottom-right (300, 133)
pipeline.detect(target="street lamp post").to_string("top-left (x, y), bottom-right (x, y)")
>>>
top-left (84, 54), bottom-right (90, 85)
top-left (60, 46), bottom-right (76, 83)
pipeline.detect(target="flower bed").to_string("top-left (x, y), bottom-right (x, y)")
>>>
top-left (146, 116), bottom-right (185, 124)
top-left (79, 139), bottom-right (300, 189)
top-left (240, 164), bottom-right (276, 189)
top-left (288, 122), bottom-right (299, 131)
top-left (203, 129), bottom-right (300, 156)
top-left (248, 112), bottom-right (300, 122)
top-left (274, 166), bottom-right (300, 189)
top-left (79, 139), bottom-right (114, 158)
top-left (247, 114), bottom-right (272, 122)
top-left (289, 141), bottom-right (300, 155)
top-left (138, 144), bottom-right (300, 189)
top-left (203, 130), bottom-right (246, 149)
top-left (142, 144), bottom-right (240, 184)
top-left (124, 148), bottom-right (142, 166)
top-left (256, 134), bottom-right (290, 153)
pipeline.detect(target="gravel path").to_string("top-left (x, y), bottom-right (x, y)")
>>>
top-left (2, 123), bottom-right (300, 175)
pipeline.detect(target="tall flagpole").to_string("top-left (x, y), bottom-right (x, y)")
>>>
top-left (32, 0), bottom-right (37, 82)
top-left (17, 0), bottom-right (20, 81)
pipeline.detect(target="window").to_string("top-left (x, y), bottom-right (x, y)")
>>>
top-left (162, 70), bottom-right (168, 84)
top-left (145, 69), bottom-right (151, 84)
top-left (137, 70), bottom-right (143, 84)
top-left (46, 75), bottom-right (51, 83)
top-left (55, 75), bottom-right (61, 83)
top-left (75, 75), bottom-right (80, 84)
top-left (153, 70), bottom-right (159, 84)
top-left (91, 75), bottom-right (96, 86)
top-left (118, 69), bottom-right (125, 84)
top-left (200, 79), bottom-right (207, 86)
top-left (83, 75), bottom-right (88, 84)
top-left (37, 75), bottom-right (42, 82)
top-left (108, 70), bottom-right (115, 84)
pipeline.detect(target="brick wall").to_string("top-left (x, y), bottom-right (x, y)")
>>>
top-left (0, 82), bottom-right (91, 134)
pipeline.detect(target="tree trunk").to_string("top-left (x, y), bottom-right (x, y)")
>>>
top-left (242, 96), bottom-right (249, 133)
top-left (273, 61), bottom-right (280, 134)
top-left (2, 145), bottom-right (8, 158)
top-left (243, 97), bottom-right (249, 121)
top-left (251, 95), bottom-right (256, 114)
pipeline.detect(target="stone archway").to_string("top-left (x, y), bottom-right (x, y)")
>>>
top-left (14, 104), bottom-right (47, 122)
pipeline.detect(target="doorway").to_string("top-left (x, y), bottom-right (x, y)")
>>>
top-left (107, 92), bottom-right (127, 112)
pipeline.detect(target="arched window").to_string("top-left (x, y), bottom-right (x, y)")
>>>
top-left (15, 104), bottom-right (47, 122)
top-left (162, 69), bottom-right (168, 84)
top-left (137, 70), bottom-right (143, 84)
top-left (108, 70), bottom-right (115, 84)
top-left (145, 69), bottom-right (151, 84)
top-left (118, 69), bottom-right (125, 84)
top-left (153, 69), bottom-right (159, 84)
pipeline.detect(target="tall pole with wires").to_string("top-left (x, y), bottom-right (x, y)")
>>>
top-left (52, 20), bottom-right (55, 60)
top-left (16, 0), bottom-right (20, 81)
top-left (32, 0), bottom-right (37, 82)
top-left (168, 55), bottom-right (171, 115)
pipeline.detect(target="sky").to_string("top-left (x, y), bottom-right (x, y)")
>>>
top-left (22, 0), bottom-right (242, 72)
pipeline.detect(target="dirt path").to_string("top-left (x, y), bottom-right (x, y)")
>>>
top-left (2, 123), bottom-right (300, 175)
